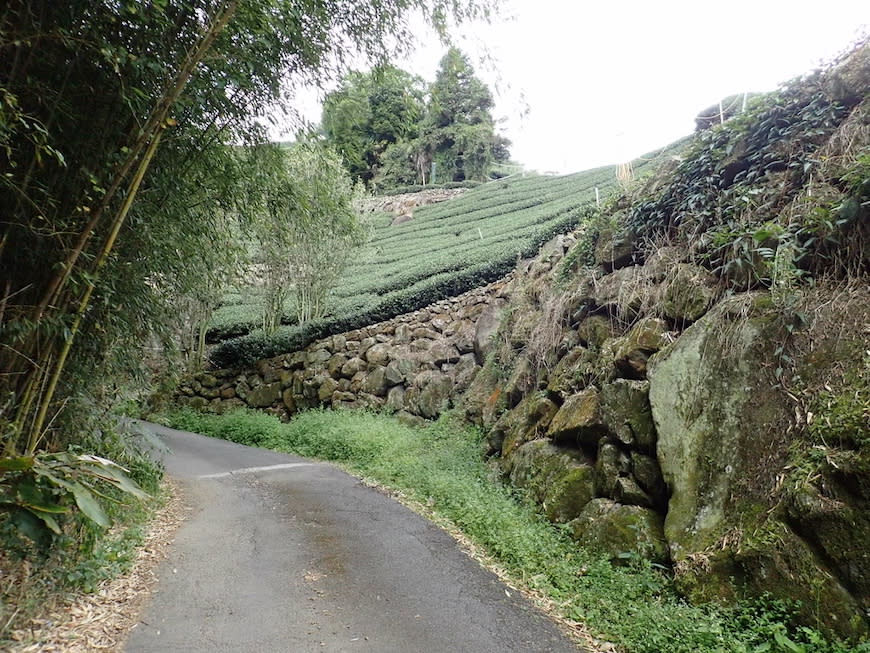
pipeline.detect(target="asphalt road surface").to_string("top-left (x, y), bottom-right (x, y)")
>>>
top-left (125, 423), bottom-right (583, 653)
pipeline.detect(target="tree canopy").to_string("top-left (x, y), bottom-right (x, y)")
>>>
top-left (321, 65), bottom-right (425, 184)
top-left (321, 47), bottom-right (510, 190)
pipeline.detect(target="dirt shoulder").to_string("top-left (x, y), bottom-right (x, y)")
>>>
top-left (6, 480), bottom-right (187, 652)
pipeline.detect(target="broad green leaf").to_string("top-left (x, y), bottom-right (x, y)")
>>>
top-left (17, 480), bottom-right (68, 514)
top-left (9, 507), bottom-right (52, 546)
top-left (81, 464), bottom-right (149, 499)
top-left (70, 482), bottom-right (110, 528)
top-left (26, 507), bottom-right (62, 534)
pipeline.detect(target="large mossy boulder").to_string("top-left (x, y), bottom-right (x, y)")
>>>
top-left (546, 387), bottom-right (608, 449)
top-left (405, 371), bottom-right (453, 419)
top-left (660, 263), bottom-right (717, 324)
top-left (493, 393), bottom-right (559, 458)
top-left (507, 440), bottom-right (595, 523)
top-left (245, 381), bottom-right (281, 408)
top-left (474, 301), bottom-right (507, 365)
top-left (600, 379), bottom-right (656, 450)
top-left (647, 292), bottom-right (868, 638)
top-left (648, 295), bottom-right (781, 558)
top-left (612, 317), bottom-right (669, 379)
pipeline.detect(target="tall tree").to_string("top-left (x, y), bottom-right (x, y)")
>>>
top-left (322, 64), bottom-right (425, 184)
top-left (425, 47), bottom-right (509, 182)
top-left (320, 71), bottom-right (374, 182)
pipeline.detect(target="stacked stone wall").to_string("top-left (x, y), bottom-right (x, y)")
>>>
top-left (178, 276), bottom-right (511, 425)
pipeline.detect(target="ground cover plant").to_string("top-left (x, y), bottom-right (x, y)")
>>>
top-left (161, 406), bottom-right (864, 653)
top-left (209, 138), bottom-right (690, 367)
top-left (0, 419), bottom-right (163, 646)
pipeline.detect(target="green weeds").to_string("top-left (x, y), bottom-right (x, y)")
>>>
top-left (162, 407), bottom-right (865, 653)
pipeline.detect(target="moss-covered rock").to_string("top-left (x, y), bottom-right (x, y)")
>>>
top-left (547, 346), bottom-right (598, 398)
top-left (786, 482), bottom-right (870, 619)
top-left (613, 317), bottom-right (669, 379)
top-left (594, 227), bottom-right (637, 271)
top-left (340, 357), bottom-right (367, 379)
top-left (503, 354), bottom-right (537, 408)
top-left (507, 439), bottom-right (595, 523)
top-left (361, 366), bottom-right (389, 397)
top-left (647, 292), bottom-right (869, 637)
top-left (576, 315), bottom-right (614, 348)
top-left (460, 365), bottom-right (502, 429)
top-left (326, 353), bottom-right (347, 378)
top-left (661, 263), bottom-right (717, 324)
top-left (546, 387), bottom-right (609, 449)
top-left (600, 379), bottom-right (656, 450)
top-left (493, 393), bottom-right (559, 458)
top-left (568, 499), bottom-right (669, 565)
top-left (675, 524), bottom-right (866, 640)
top-left (385, 385), bottom-right (405, 412)
top-left (317, 377), bottom-right (339, 403)
top-left (245, 381), bottom-right (282, 408)
top-left (595, 439), bottom-right (631, 498)
top-left (630, 451), bottom-right (667, 510)
top-left (590, 266), bottom-right (651, 319)
top-left (648, 294), bottom-right (782, 558)
top-left (405, 370), bottom-right (453, 419)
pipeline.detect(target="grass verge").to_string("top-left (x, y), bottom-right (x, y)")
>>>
top-left (162, 406), bottom-right (866, 653)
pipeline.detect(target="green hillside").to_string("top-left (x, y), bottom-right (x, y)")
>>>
top-left (210, 138), bottom-right (689, 367)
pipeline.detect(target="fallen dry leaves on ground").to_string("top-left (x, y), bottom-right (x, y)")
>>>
top-left (7, 479), bottom-right (187, 652)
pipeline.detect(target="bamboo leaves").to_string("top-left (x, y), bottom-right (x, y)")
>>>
top-left (0, 451), bottom-right (150, 544)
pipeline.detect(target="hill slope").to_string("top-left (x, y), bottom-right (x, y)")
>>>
top-left (211, 139), bottom-right (689, 367)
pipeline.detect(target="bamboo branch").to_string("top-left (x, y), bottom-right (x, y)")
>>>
top-left (32, 0), bottom-right (240, 325)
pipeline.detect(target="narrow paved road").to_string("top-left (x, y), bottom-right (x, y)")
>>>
top-left (125, 423), bottom-right (582, 653)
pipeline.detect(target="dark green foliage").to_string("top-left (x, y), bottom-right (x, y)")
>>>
top-left (0, 0), bottom-right (496, 455)
top-left (421, 47), bottom-right (509, 184)
top-left (321, 65), bottom-right (426, 184)
top-left (322, 47), bottom-right (509, 189)
top-left (626, 76), bottom-right (866, 286)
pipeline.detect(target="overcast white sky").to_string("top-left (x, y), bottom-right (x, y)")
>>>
top-left (280, 0), bottom-right (868, 174)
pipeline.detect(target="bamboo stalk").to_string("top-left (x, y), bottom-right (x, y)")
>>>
top-left (33, 0), bottom-right (240, 325)
top-left (26, 128), bottom-right (165, 453)
top-left (21, 1), bottom-right (240, 454)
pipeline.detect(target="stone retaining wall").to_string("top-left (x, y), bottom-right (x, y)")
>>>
top-left (177, 276), bottom-right (512, 424)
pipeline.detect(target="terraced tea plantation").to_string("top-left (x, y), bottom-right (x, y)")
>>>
top-left (210, 138), bottom-right (689, 367)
